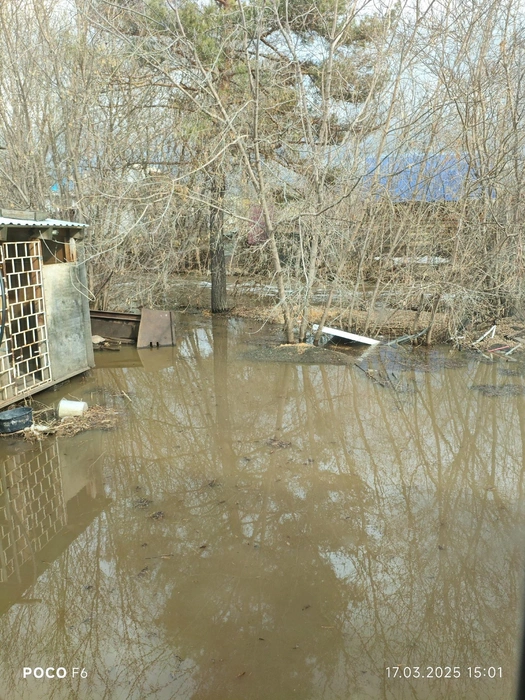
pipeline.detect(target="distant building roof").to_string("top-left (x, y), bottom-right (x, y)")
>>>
top-left (363, 153), bottom-right (480, 201)
top-left (0, 215), bottom-right (87, 228)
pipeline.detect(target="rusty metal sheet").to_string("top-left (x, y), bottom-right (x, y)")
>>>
top-left (136, 308), bottom-right (175, 348)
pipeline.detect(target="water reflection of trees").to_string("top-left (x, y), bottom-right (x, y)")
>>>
top-left (0, 318), bottom-right (524, 699)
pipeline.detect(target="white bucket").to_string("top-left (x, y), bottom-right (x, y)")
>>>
top-left (58, 399), bottom-right (88, 418)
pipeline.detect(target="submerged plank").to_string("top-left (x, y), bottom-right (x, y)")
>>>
top-left (312, 324), bottom-right (380, 346)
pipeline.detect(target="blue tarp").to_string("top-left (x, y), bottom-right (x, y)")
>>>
top-left (363, 153), bottom-right (480, 201)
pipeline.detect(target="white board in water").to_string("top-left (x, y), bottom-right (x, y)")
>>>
top-left (312, 324), bottom-right (380, 346)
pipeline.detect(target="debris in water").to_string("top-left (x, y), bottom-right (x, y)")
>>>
top-left (4, 405), bottom-right (121, 441)
top-left (57, 405), bottom-right (120, 436)
top-left (472, 325), bottom-right (497, 345)
top-left (149, 511), bottom-right (165, 520)
top-left (312, 324), bottom-right (380, 346)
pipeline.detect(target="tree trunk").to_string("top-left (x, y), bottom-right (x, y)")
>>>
top-left (209, 171), bottom-right (228, 313)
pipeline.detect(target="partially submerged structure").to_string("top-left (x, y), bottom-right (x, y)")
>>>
top-left (0, 209), bottom-right (94, 408)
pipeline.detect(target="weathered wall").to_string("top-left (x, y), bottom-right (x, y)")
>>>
top-left (43, 260), bottom-right (94, 383)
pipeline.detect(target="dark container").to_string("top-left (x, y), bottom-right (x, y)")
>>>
top-left (0, 406), bottom-right (33, 433)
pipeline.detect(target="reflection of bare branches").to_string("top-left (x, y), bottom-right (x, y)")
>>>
top-left (0, 319), bottom-right (523, 698)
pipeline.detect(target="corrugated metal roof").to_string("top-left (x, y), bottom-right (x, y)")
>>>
top-left (0, 216), bottom-right (88, 228)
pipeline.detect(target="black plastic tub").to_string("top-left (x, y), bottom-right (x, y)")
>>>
top-left (0, 406), bottom-right (33, 433)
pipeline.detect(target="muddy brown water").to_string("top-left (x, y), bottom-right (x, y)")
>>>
top-left (1, 315), bottom-right (525, 699)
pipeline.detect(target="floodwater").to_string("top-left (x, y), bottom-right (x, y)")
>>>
top-left (0, 314), bottom-right (524, 700)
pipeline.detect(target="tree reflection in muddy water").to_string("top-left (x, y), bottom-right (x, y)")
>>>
top-left (0, 315), bottom-right (524, 699)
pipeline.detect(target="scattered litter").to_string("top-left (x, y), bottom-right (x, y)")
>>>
top-left (31, 423), bottom-right (55, 433)
top-left (58, 398), bottom-right (88, 418)
top-left (13, 405), bottom-right (121, 440)
top-left (506, 343), bottom-right (522, 356)
top-left (473, 325), bottom-right (497, 345)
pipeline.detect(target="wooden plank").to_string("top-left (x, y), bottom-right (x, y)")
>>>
top-left (64, 240), bottom-right (77, 263)
top-left (312, 324), bottom-right (380, 346)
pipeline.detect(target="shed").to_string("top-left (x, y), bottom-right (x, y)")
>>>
top-left (0, 209), bottom-right (94, 408)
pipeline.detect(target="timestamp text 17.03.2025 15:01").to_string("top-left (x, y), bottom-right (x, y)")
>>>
top-left (385, 666), bottom-right (502, 679)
